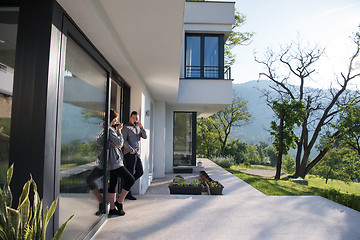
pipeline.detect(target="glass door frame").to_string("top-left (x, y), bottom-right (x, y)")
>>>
top-left (173, 111), bottom-right (197, 166)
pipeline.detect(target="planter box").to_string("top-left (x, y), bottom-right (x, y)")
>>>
top-left (168, 185), bottom-right (202, 195)
top-left (209, 186), bottom-right (224, 195)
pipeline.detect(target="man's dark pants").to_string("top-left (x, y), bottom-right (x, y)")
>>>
top-left (124, 153), bottom-right (144, 181)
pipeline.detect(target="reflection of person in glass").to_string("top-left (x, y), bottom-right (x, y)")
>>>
top-left (86, 109), bottom-right (135, 216)
top-left (122, 111), bottom-right (147, 200)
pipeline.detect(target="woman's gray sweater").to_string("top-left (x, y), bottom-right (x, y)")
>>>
top-left (95, 127), bottom-right (124, 170)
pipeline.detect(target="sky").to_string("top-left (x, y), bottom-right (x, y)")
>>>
top-left (227, 0), bottom-right (360, 89)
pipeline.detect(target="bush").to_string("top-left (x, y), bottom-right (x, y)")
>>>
top-left (210, 156), bottom-right (234, 168)
top-left (319, 188), bottom-right (360, 212)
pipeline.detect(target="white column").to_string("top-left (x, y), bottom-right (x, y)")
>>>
top-left (153, 101), bottom-right (166, 178)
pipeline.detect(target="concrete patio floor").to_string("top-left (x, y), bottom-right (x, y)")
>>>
top-left (91, 158), bottom-right (360, 240)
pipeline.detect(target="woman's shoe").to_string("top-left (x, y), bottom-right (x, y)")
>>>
top-left (95, 203), bottom-right (104, 216)
top-left (115, 201), bottom-right (126, 216)
top-left (108, 208), bottom-right (125, 216)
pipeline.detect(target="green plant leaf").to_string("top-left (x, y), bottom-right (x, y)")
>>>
top-left (18, 179), bottom-right (31, 210)
top-left (6, 164), bottom-right (13, 187)
top-left (18, 197), bottom-right (31, 240)
top-left (7, 207), bottom-right (20, 238)
top-left (0, 228), bottom-right (7, 240)
top-left (52, 214), bottom-right (74, 240)
top-left (42, 197), bottom-right (58, 240)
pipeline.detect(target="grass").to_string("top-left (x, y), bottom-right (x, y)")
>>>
top-left (226, 167), bottom-right (360, 212)
top-left (231, 163), bottom-right (276, 171)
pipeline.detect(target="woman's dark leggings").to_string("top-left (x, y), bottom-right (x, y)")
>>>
top-left (86, 166), bottom-right (135, 193)
top-left (109, 166), bottom-right (135, 193)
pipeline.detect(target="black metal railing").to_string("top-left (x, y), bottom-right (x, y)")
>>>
top-left (185, 66), bottom-right (231, 80)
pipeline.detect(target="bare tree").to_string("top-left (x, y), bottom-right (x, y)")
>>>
top-left (254, 31), bottom-right (360, 178)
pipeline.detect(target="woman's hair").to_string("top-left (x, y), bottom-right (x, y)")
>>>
top-left (110, 109), bottom-right (119, 122)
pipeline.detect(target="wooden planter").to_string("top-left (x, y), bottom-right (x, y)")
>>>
top-left (168, 185), bottom-right (202, 195)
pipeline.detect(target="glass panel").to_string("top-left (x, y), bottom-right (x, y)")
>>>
top-left (59, 37), bottom-right (107, 239)
top-left (185, 36), bottom-right (201, 78)
top-left (173, 112), bottom-right (193, 166)
top-left (110, 80), bottom-right (123, 122)
top-left (204, 36), bottom-right (219, 78)
top-left (0, 7), bottom-right (18, 184)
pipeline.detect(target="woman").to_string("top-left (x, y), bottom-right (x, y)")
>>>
top-left (86, 109), bottom-right (135, 216)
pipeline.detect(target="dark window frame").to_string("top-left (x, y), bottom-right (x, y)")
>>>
top-left (185, 33), bottom-right (224, 79)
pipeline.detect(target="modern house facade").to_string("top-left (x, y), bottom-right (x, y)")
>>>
top-left (0, 0), bottom-right (234, 239)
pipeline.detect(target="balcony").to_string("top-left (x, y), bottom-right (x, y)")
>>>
top-left (185, 65), bottom-right (231, 80)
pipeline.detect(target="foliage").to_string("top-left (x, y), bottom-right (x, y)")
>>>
top-left (169, 179), bottom-right (201, 187)
top-left (225, 11), bottom-right (253, 67)
top-left (270, 99), bottom-right (306, 155)
top-left (334, 99), bottom-right (360, 156)
top-left (223, 139), bottom-right (248, 163)
top-left (197, 95), bottom-right (251, 157)
top-left (255, 28), bottom-right (360, 178)
top-left (197, 117), bottom-right (221, 158)
top-left (207, 181), bottom-right (223, 188)
top-left (227, 168), bottom-right (360, 212)
top-left (282, 154), bottom-right (295, 175)
top-left (318, 188), bottom-right (360, 212)
top-left (0, 164), bottom-right (74, 240)
top-left (210, 156), bottom-right (234, 168)
top-left (312, 147), bottom-right (360, 184)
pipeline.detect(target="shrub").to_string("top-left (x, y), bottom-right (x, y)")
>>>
top-left (210, 156), bottom-right (234, 168)
top-left (319, 188), bottom-right (360, 212)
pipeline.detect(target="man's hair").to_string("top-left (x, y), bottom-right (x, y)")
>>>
top-left (130, 111), bottom-right (138, 117)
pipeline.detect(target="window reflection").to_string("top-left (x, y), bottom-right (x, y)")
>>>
top-left (0, 7), bottom-right (18, 184)
top-left (59, 37), bottom-right (107, 239)
top-left (185, 34), bottom-right (222, 79)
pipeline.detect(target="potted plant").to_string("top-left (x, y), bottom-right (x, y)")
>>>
top-left (168, 179), bottom-right (202, 195)
top-left (0, 164), bottom-right (74, 240)
top-left (207, 180), bottom-right (224, 195)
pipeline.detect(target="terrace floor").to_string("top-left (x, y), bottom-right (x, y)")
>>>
top-left (91, 158), bottom-right (360, 240)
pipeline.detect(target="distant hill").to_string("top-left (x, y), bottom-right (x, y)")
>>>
top-left (231, 80), bottom-right (274, 145)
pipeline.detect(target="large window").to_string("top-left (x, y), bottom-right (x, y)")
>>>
top-left (0, 7), bottom-right (18, 184)
top-left (185, 34), bottom-right (224, 79)
top-left (59, 37), bottom-right (107, 239)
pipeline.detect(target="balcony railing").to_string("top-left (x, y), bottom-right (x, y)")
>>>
top-left (185, 66), bottom-right (231, 80)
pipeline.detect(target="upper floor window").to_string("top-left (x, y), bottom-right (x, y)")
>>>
top-left (185, 34), bottom-right (224, 79)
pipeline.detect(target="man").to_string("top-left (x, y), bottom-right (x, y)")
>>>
top-left (122, 111), bottom-right (147, 200)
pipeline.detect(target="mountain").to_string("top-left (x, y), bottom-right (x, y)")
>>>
top-left (231, 80), bottom-right (275, 144)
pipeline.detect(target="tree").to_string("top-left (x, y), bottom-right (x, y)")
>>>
top-left (211, 95), bottom-right (251, 155)
top-left (255, 28), bottom-right (360, 178)
top-left (197, 117), bottom-right (221, 158)
top-left (225, 11), bottom-right (253, 66)
top-left (312, 147), bottom-right (359, 183)
top-left (334, 99), bottom-right (360, 156)
top-left (270, 99), bottom-right (305, 179)
top-left (224, 139), bottom-right (248, 163)
top-left (197, 95), bottom-right (251, 157)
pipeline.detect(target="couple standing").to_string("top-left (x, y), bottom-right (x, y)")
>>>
top-left (86, 110), bottom-right (146, 216)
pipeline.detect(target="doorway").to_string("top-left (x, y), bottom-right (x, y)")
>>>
top-left (173, 112), bottom-right (196, 166)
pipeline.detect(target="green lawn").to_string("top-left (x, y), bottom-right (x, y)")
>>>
top-left (231, 163), bottom-right (276, 171)
top-left (226, 168), bottom-right (360, 212)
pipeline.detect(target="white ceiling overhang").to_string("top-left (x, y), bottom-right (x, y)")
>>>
top-left (58, 0), bottom-right (185, 102)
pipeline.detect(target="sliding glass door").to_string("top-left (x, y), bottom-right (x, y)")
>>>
top-left (0, 7), bottom-right (18, 184)
top-left (59, 37), bottom-right (107, 240)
